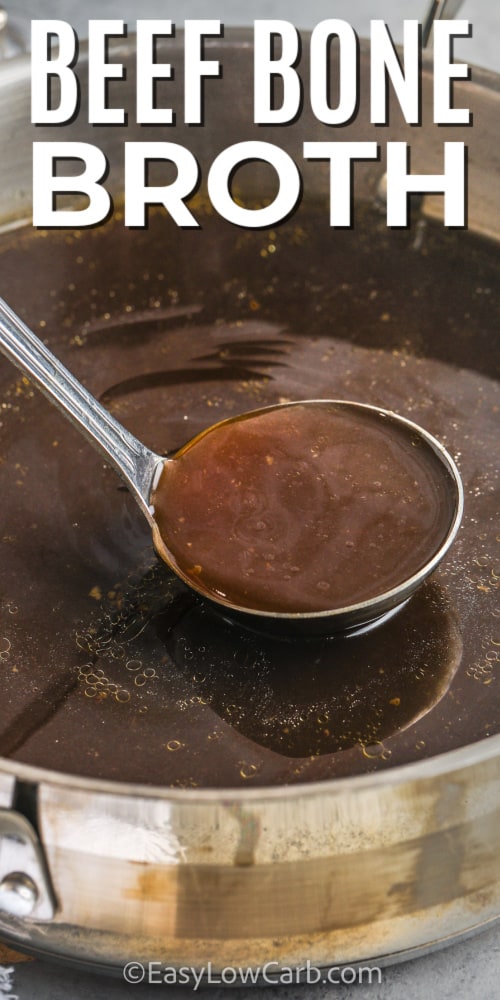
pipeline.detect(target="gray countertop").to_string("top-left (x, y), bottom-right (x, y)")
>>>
top-left (0, 1), bottom-right (498, 998)
top-left (5, 0), bottom-right (499, 72)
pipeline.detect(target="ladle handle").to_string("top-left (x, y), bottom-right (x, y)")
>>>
top-left (0, 297), bottom-right (161, 518)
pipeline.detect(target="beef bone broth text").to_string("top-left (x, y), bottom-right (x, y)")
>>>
top-left (151, 402), bottom-right (455, 615)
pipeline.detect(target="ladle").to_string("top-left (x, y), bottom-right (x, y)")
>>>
top-left (0, 297), bottom-right (463, 635)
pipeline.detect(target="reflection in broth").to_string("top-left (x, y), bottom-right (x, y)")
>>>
top-left (161, 582), bottom-right (462, 757)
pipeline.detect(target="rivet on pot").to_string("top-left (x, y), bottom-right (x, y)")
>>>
top-left (0, 871), bottom-right (39, 917)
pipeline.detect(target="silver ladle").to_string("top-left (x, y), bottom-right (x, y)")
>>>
top-left (0, 297), bottom-right (463, 635)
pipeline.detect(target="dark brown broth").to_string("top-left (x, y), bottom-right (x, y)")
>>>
top-left (0, 203), bottom-right (498, 787)
top-left (153, 402), bottom-right (456, 613)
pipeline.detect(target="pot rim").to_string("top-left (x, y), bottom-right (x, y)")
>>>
top-left (2, 732), bottom-right (500, 803)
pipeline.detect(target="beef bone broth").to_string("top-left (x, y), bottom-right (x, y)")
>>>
top-left (151, 402), bottom-right (455, 614)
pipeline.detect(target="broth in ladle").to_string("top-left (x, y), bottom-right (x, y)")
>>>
top-left (152, 400), bottom-right (458, 615)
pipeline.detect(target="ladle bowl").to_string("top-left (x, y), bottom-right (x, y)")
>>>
top-left (0, 296), bottom-right (463, 635)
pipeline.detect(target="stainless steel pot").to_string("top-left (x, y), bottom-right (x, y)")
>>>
top-left (0, 31), bottom-right (499, 976)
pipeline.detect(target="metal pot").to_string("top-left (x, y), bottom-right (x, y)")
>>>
top-left (0, 32), bottom-right (499, 976)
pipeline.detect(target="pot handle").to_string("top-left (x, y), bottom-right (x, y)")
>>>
top-left (0, 8), bottom-right (30, 60)
top-left (422, 0), bottom-right (466, 47)
top-left (0, 808), bottom-right (56, 921)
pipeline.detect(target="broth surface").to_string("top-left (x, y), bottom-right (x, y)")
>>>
top-left (0, 203), bottom-right (498, 787)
